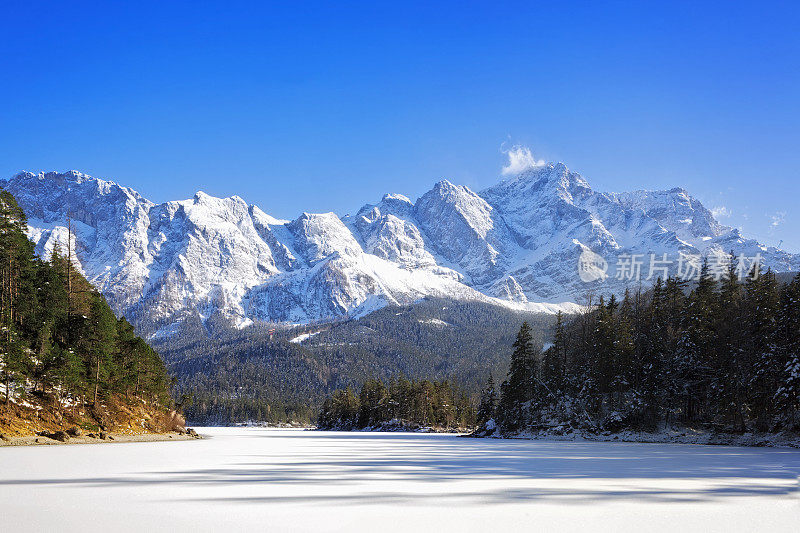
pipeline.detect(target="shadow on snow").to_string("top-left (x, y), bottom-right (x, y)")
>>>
top-left (2, 431), bottom-right (799, 505)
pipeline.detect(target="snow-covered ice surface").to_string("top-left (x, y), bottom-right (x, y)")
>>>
top-left (2, 427), bottom-right (800, 532)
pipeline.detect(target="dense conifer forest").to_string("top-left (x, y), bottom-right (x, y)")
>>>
top-left (0, 189), bottom-right (172, 427)
top-left (317, 378), bottom-right (476, 430)
top-left (162, 299), bottom-right (552, 425)
top-left (480, 265), bottom-right (800, 436)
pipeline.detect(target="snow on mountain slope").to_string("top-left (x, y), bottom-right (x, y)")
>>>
top-left (1, 171), bottom-right (559, 335)
top-left (2, 164), bottom-right (797, 337)
top-left (479, 163), bottom-right (800, 300)
top-left (413, 180), bottom-right (515, 286)
top-left (288, 212), bottom-right (363, 264)
top-left (612, 187), bottom-right (726, 242)
top-left (245, 251), bottom-right (501, 323)
top-left (350, 193), bottom-right (441, 270)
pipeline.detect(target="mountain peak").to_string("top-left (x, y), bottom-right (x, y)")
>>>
top-left (191, 191), bottom-right (251, 212)
top-left (432, 178), bottom-right (457, 191)
top-left (381, 193), bottom-right (412, 205)
top-left (427, 179), bottom-right (483, 202)
top-left (481, 161), bottom-right (592, 210)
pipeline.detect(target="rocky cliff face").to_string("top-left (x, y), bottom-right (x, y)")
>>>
top-left (3, 165), bottom-right (797, 337)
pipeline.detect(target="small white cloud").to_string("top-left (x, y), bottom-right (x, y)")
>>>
top-left (771, 211), bottom-right (786, 227)
top-left (711, 206), bottom-right (731, 219)
top-left (501, 145), bottom-right (545, 176)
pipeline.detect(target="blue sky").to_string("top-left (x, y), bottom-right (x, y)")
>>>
top-left (2, 1), bottom-right (799, 250)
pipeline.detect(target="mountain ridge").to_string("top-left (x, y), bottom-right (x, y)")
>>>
top-left (3, 164), bottom-right (797, 337)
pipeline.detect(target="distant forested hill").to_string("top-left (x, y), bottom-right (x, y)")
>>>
top-left (157, 298), bottom-right (554, 425)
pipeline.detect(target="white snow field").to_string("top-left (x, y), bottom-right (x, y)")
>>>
top-left (1, 428), bottom-right (799, 532)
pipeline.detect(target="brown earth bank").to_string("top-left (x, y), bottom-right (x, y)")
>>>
top-left (0, 431), bottom-right (199, 446)
top-left (0, 392), bottom-right (200, 446)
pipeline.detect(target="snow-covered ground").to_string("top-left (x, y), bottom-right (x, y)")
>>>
top-left (289, 330), bottom-right (321, 343)
top-left (1, 427), bottom-right (799, 532)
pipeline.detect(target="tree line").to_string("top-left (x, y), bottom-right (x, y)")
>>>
top-left (0, 189), bottom-right (171, 409)
top-left (480, 262), bottom-right (800, 435)
top-left (317, 378), bottom-right (476, 430)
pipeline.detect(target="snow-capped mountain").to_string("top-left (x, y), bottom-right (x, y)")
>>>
top-left (2, 165), bottom-right (797, 337)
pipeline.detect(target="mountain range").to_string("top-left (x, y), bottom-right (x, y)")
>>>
top-left (3, 163), bottom-right (798, 338)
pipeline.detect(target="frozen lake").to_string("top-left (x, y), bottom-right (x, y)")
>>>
top-left (1, 427), bottom-right (799, 532)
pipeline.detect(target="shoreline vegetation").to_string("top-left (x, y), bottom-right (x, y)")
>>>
top-left (470, 267), bottom-right (800, 447)
top-left (0, 390), bottom-right (200, 446)
top-left (0, 188), bottom-right (183, 444)
top-left (316, 265), bottom-right (800, 448)
top-left (317, 378), bottom-right (476, 432)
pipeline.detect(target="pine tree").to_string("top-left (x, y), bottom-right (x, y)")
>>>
top-left (358, 379), bottom-right (388, 428)
top-left (477, 375), bottom-right (498, 424)
top-left (82, 292), bottom-right (119, 405)
top-left (713, 255), bottom-right (746, 430)
top-left (0, 190), bottom-right (34, 403)
top-left (114, 318), bottom-right (141, 396)
top-left (744, 267), bottom-right (781, 430)
top-left (542, 311), bottom-right (568, 391)
top-left (636, 279), bottom-right (667, 426)
top-left (675, 260), bottom-right (717, 422)
top-left (498, 322), bottom-right (536, 431)
top-left (775, 274), bottom-right (800, 428)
